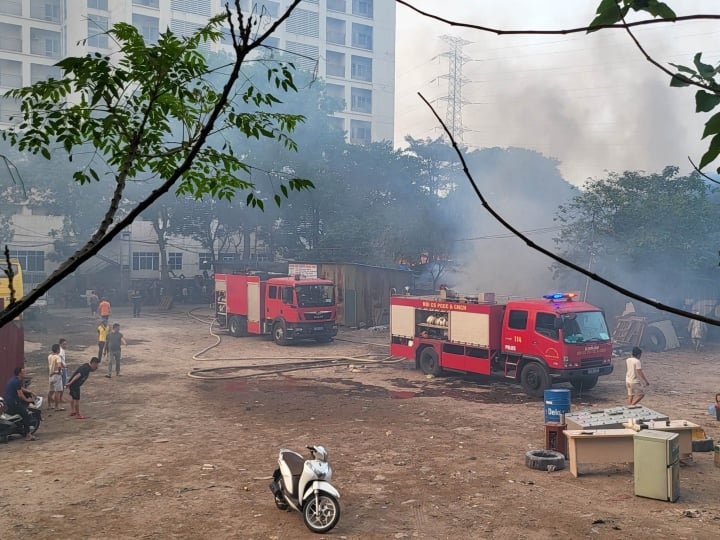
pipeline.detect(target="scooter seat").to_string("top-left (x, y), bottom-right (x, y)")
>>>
top-left (281, 450), bottom-right (306, 476)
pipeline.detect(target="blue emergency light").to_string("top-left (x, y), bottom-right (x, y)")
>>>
top-left (543, 292), bottom-right (576, 301)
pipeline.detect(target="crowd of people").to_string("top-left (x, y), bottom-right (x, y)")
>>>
top-left (3, 296), bottom-right (129, 442)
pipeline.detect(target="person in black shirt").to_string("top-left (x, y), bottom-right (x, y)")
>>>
top-left (3, 366), bottom-right (37, 441)
top-left (65, 357), bottom-right (100, 419)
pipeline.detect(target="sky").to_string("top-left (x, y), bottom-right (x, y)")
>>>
top-left (394, 0), bottom-right (720, 186)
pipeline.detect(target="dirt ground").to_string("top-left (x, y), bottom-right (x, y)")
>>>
top-left (2, 304), bottom-right (720, 540)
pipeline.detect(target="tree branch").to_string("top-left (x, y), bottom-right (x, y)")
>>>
top-left (396, 0), bottom-right (720, 35)
top-left (418, 91), bottom-right (720, 328)
top-left (688, 155), bottom-right (720, 185)
top-left (0, 0), bottom-right (303, 328)
top-left (621, 15), bottom-right (714, 92)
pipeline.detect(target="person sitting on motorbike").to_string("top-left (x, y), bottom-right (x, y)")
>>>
top-left (3, 366), bottom-right (37, 441)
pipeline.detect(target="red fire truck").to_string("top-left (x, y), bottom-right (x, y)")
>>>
top-left (390, 290), bottom-right (613, 397)
top-left (215, 273), bottom-right (337, 345)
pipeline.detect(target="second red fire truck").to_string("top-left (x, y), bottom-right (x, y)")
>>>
top-left (215, 273), bottom-right (337, 345)
top-left (390, 289), bottom-right (613, 397)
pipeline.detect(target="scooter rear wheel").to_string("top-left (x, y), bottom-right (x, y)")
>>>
top-left (303, 491), bottom-right (340, 534)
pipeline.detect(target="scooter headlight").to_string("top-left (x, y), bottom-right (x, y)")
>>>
top-left (308, 461), bottom-right (330, 480)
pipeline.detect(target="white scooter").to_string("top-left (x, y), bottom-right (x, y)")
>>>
top-left (269, 445), bottom-right (341, 534)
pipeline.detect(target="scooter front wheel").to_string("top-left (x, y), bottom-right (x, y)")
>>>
top-left (303, 491), bottom-right (340, 534)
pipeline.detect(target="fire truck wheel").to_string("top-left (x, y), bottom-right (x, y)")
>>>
top-left (642, 326), bottom-right (666, 352)
top-left (570, 376), bottom-right (598, 391)
top-left (229, 316), bottom-right (242, 337)
top-left (520, 362), bottom-right (550, 397)
top-left (419, 347), bottom-right (442, 376)
top-left (525, 450), bottom-right (566, 471)
top-left (273, 322), bottom-right (288, 346)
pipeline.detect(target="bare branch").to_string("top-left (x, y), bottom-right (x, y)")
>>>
top-left (418, 91), bottom-right (720, 328)
top-left (396, 0), bottom-right (720, 35)
top-left (688, 155), bottom-right (720, 185)
top-left (621, 16), bottom-right (713, 92)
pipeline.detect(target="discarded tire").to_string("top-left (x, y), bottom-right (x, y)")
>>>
top-left (692, 438), bottom-right (714, 453)
top-left (525, 450), bottom-right (566, 471)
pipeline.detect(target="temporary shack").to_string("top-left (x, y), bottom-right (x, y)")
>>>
top-left (292, 263), bottom-right (412, 328)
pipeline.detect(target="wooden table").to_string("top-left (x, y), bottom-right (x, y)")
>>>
top-left (643, 420), bottom-right (699, 459)
top-left (564, 429), bottom-right (636, 477)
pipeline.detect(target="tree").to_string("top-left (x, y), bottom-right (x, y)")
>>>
top-left (0, 1), bottom-right (311, 326)
top-left (554, 166), bottom-right (720, 298)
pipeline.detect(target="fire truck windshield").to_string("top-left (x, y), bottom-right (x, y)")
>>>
top-left (561, 311), bottom-right (610, 344)
top-left (296, 285), bottom-right (334, 308)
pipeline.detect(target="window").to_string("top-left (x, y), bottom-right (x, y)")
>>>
top-left (0, 96), bottom-right (21, 123)
top-left (352, 0), bottom-right (373, 18)
top-left (168, 252), bottom-right (183, 271)
top-left (87, 15), bottom-right (109, 49)
top-left (30, 0), bottom-right (62, 23)
top-left (508, 310), bottom-right (528, 330)
top-left (325, 83), bottom-right (345, 101)
top-left (0, 60), bottom-right (22, 89)
top-left (286, 9), bottom-right (319, 38)
top-left (88, 0), bottom-right (108, 9)
top-left (0, 1), bottom-right (22, 16)
top-left (132, 252), bottom-right (159, 271)
top-left (0, 23), bottom-right (22, 53)
top-left (252, 0), bottom-right (279, 18)
top-left (326, 17), bottom-right (345, 45)
top-left (327, 0), bottom-right (345, 12)
top-left (30, 28), bottom-right (62, 57)
top-left (132, 14), bottom-right (159, 44)
top-left (351, 55), bottom-right (372, 81)
top-left (535, 312), bottom-right (558, 340)
top-left (268, 285), bottom-right (278, 299)
top-left (351, 22), bottom-right (372, 50)
top-left (133, 0), bottom-right (159, 7)
top-left (30, 63), bottom-right (61, 84)
top-left (350, 87), bottom-right (371, 113)
top-left (9, 250), bottom-right (45, 272)
top-left (199, 253), bottom-right (212, 270)
top-left (171, 0), bottom-right (211, 16)
top-left (326, 50), bottom-right (345, 77)
top-left (350, 119), bottom-right (371, 145)
top-left (328, 116), bottom-right (344, 132)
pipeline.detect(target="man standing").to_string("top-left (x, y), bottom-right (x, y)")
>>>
top-left (98, 297), bottom-right (111, 325)
top-left (3, 367), bottom-right (38, 441)
top-left (626, 346), bottom-right (650, 405)
top-left (47, 344), bottom-right (64, 411)
top-left (688, 313), bottom-right (708, 352)
top-left (58, 338), bottom-right (68, 404)
top-left (88, 290), bottom-right (99, 316)
top-left (97, 320), bottom-right (109, 360)
top-left (131, 289), bottom-right (143, 318)
top-left (105, 323), bottom-right (128, 378)
top-left (65, 357), bottom-right (100, 419)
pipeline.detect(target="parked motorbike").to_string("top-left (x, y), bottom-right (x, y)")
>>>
top-left (269, 445), bottom-right (341, 534)
top-left (0, 395), bottom-right (43, 443)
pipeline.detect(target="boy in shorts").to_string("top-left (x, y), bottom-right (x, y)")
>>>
top-left (625, 347), bottom-right (650, 405)
top-left (65, 357), bottom-right (100, 419)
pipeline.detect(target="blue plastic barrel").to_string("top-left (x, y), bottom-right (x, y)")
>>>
top-left (544, 389), bottom-right (571, 423)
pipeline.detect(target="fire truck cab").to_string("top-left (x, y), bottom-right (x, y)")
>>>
top-left (390, 291), bottom-right (613, 397)
top-left (215, 273), bottom-right (337, 345)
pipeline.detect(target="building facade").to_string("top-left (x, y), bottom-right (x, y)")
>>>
top-left (0, 0), bottom-right (395, 143)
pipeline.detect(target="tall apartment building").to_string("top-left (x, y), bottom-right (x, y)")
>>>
top-left (0, 0), bottom-right (395, 144)
top-left (0, 1), bottom-right (395, 297)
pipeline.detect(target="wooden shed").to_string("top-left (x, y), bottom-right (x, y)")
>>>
top-left (313, 263), bottom-right (412, 328)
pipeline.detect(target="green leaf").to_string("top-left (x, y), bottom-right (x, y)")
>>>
top-left (588, 0), bottom-right (625, 33)
top-left (695, 90), bottom-right (720, 113)
top-left (702, 111), bottom-right (720, 139)
top-left (670, 74), bottom-right (691, 88)
top-left (40, 148), bottom-right (51, 160)
top-left (693, 53), bottom-right (716, 80)
top-left (699, 132), bottom-right (720, 169)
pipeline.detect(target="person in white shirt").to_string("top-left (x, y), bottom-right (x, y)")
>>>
top-left (626, 346), bottom-right (650, 405)
top-left (58, 338), bottom-right (68, 404)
